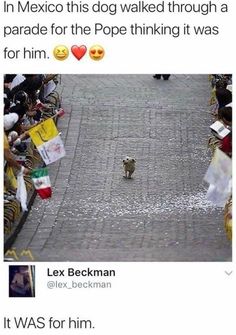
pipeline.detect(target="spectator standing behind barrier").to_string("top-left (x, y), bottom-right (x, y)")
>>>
top-left (215, 79), bottom-right (232, 109)
top-left (10, 90), bottom-right (30, 119)
top-left (4, 114), bottom-right (30, 190)
top-left (4, 94), bottom-right (10, 114)
top-left (9, 74), bottom-right (44, 104)
top-left (218, 106), bottom-right (232, 157)
top-left (216, 88), bottom-right (232, 109)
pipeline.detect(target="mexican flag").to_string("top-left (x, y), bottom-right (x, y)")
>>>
top-left (31, 168), bottom-right (52, 199)
top-left (29, 118), bottom-right (65, 165)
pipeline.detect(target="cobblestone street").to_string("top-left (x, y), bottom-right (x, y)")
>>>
top-left (12, 75), bottom-right (232, 261)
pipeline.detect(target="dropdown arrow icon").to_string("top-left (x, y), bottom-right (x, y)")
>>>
top-left (225, 271), bottom-right (233, 276)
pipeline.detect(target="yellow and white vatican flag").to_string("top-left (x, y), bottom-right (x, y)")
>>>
top-left (29, 118), bottom-right (65, 165)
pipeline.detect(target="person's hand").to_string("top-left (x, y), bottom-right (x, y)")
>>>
top-left (19, 131), bottom-right (29, 140)
top-left (22, 166), bottom-right (31, 175)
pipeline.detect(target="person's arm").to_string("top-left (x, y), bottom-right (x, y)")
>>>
top-left (4, 134), bottom-right (30, 174)
top-left (43, 74), bottom-right (57, 84)
top-left (4, 147), bottom-right (30, 175)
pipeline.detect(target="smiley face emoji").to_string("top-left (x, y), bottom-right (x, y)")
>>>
top-left (53, 45), bottom-right (69, 61)
top-left (89, 45), bottom-right (105, 61)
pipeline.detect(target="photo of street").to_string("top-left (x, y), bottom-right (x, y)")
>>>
top-left (4, 74), bottom-right (232, 261)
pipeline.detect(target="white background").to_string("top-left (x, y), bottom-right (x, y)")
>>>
top-left (1, 1), bottom-right (235, 334)
top-left (0, 0), bottom-right (235, 73)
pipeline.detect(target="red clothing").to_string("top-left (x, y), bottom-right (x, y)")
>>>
top-left (220, 135), bottom-right (232, 156)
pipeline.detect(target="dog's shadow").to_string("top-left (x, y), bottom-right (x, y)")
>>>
top-left (123, 176), bottom-right (134, 181)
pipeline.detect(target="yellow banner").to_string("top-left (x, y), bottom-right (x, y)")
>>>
top-left (29, 118), bottom-right (58, 147)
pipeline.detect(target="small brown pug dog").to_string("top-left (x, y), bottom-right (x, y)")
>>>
top-left (123, 156), bottom-right (136, 179)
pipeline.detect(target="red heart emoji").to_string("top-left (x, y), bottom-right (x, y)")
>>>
top-left (71, 45), bottom-right (87, 60)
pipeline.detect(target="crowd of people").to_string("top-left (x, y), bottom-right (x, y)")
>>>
top-left (4, 74), bottom-right (60, 239)
top-left (208, 74), bottom-right (232, 157)
top-left (208, 74), bottom-right (232, 240)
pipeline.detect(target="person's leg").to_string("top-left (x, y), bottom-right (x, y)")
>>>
top-left (162, 75), bottom-right (170, 80)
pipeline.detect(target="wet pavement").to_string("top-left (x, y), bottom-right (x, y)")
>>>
top-left (11, 75), bottom-right (232, 261)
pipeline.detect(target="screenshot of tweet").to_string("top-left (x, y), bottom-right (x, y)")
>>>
top-left (1, 1), bottom-right (235, 335)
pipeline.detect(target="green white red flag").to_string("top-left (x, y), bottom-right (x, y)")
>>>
top-left (31, 168), bottom-right (52, 199)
